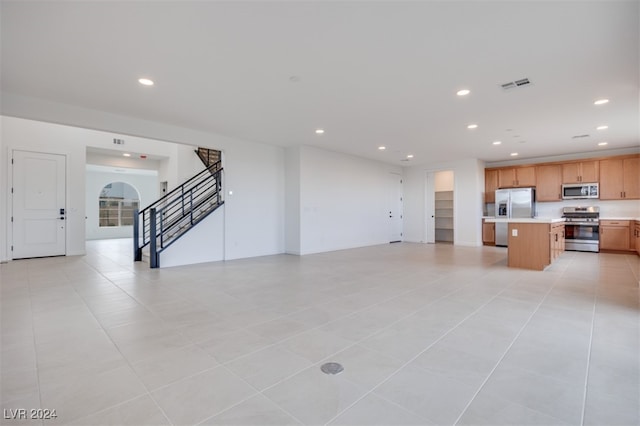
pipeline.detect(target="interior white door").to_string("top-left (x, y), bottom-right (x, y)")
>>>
top-left (389, 172), bottom-right (403, 242)
top-left (425, 171), bottom-right (435, 244)
top-left (12, 150), bottom-right (66, 258)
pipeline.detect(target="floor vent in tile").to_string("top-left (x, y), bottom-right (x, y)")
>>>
top-left (320, 362), bottom-right (344, 375)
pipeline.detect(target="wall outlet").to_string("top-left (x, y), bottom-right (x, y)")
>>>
top-left (512, 229), bottom-right (518, 237)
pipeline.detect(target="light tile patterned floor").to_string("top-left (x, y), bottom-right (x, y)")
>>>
top-left (1, 240), bottom-right (638, 425)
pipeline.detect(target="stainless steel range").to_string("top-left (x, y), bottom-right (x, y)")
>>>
top-left (562, 206), bottom-right (600, 252)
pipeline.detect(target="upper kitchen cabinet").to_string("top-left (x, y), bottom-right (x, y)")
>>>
top-left (498, 166), bottom-right (536, 188)
top-left (562, 161), bottom-right (599, 183)
top-left (599, 156), bottom-right (640, 200)
top-left (536, 164), bottom-right (562, 202)
top-left (485, 169), bottom-right (498, 203)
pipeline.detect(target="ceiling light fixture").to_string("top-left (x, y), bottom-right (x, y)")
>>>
top-left (467, 124), bottom-right (478, 129)
top-left (138, 78), bottom-right (154, 86)
top-left (315, 129), bottom-right (325, 134)
top-left (492, 141), bottom-right (502, 145)
top-left (378, 146), bottom-right (386, 150)
top-left (594, 99), bottom-right (609, 105)
top-left (510, 152), bottom-right (518, 156)
top-left (122, 153), bottom-right (131, 157)
top-left (596, 125), bottom-right (608, 130)
top-left (598, 142), bottom-right (608, 146)
top-left (456, 89), bottom-right (470, 96)
top-left (407, 154), bottom-right (414, 159)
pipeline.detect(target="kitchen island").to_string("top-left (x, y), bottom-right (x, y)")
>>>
top-left (484, 218), bottom-right (566, 270)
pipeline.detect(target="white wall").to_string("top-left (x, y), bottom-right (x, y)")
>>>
top-left (536, 199), bottom-right (640, 219)
top-left (85, 168), bottom-right (159, 240)
top-left (1, 97), bottom-right (285, 262)
top-left (434, 170), bottom-right (454, 192)
top-left (297, 146), bottom-right (402, 255)
top-left (0, 118), bottom-right (6, 261)
top-left (285, 146), bottom-right (301, 254)
top-left (403, 158), bottom-right (485, 247)
top-left (159, 206), bottom-right (224, 268)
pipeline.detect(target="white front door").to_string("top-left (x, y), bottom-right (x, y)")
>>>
top-left (425, 171), bottom-right (435, 243)
top-left (389, 172), bottom-right (403, 242)
top-left (12, 150), bottom-right (66, 259)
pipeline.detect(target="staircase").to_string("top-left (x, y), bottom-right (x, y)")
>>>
top-left (134, 148), bottom-right (223, 268)
top-left (196, 147), bottom-right (221, 168)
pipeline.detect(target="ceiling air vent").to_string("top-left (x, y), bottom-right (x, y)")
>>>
top-left (571, 134), bottom-right (590, 139)
top-left (501, 78), bottom-right (531, 91)
top-left (113, 138), bottom-right (125, 145)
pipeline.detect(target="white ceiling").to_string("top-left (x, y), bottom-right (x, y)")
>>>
top-left (2, 1), bottom-right (638, 166)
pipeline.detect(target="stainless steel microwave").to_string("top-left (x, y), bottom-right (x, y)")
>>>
top-left (562, 183), bottom-right (599, 199)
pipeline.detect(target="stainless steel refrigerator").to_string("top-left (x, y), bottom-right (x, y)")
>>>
top-left (494, 188), bottom-right (536, 247)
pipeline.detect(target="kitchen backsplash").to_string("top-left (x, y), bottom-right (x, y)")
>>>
top-left (485, 199), bottom-right (640, 218)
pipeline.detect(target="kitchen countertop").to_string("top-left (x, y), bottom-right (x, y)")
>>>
top-left (484, 217), bottom-right (565, 224)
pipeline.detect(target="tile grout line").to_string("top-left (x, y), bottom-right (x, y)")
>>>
top-left (579, 288), bottom-right (598, 426)
top-left (192, 272), bottom-right (497, 425)
top-left (450, 271), bottom-right (566, 425)
top-left (193, 364), bottom-right (306, 426)
top-left (27, 267), bottom-right (46, 426)
top-left (62, 257), bottom-right (176, 426)
top-left (322, 271), bottom-right (536, 426)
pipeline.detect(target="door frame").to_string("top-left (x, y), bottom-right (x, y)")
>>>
top-left (10, 149), bottom-right (68, 259)
top-left (388, 172), bottom-right (403, 243)
top-left (425, 169), bottom-right (455, 244)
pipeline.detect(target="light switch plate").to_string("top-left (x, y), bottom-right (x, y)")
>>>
top-left (512, 229), bottom-right (518, 237)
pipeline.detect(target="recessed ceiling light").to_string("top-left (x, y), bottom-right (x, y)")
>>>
top-left (598, 142), bottom-right (608, 146)
top-left (138, 78), bottom-right (154, 86)
top-left (467, 124), bottom-right (478, 129)
top-left (456, 89), bottom-right (470, 96)
top-left (510, 152), bottom-right (518, 156)
top-left (492, 141), bottom-right (502, 145)
top-left (122, 153), bottom-right (131, 157)
top-left (596, 125), bottom-right (608, 130)
top-left (407, 154), bottom-right (414, 159)
top-left (378, 146), bottom-right (386, 150)
top-left (315, 129), bottom-right (325, 134)
top-left (594, 99), bottom-right (609, 105)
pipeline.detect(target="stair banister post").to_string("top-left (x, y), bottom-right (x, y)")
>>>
top-left (150, 207), bottom-right (159, 268)
top-left (190, 190), bottom-right (194, 225)
top-left (133, 209), bottom-right (141, 261)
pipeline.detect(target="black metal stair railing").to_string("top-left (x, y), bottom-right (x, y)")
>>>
top-left (133, 160), bottom-right (223, 268)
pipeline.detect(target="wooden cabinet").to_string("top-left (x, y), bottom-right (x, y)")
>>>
top-left (536, 164), bottom-right (563, 202)
top-left (485, 170), bottom-right (498, 203)
top-left (550, 223), bottom-right (565, 263)
top-left (623, 158), bottom-right (639, 199)
top-left (507, 222), bottom-right (564, 270)
top-left (482, 220), bottom-right (495, 245)
top-left (562, 161), bottom-right (599, 183)
top-left (635, 222), bottom-right (640, 256)
top-left (498, 166), bottom-right (536, 188)
top-left (600, 220), bottom-right (631, 251)
top-left (600, 157), bottom-right (640, 200)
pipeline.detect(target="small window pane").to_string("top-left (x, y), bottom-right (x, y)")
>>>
top-left (99, 182), bottom-right (140, 228)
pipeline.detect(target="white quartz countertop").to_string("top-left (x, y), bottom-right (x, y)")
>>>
top-left (484, 218), bottom-right (565, 224)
